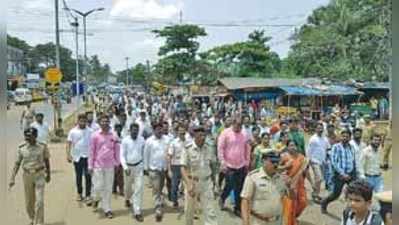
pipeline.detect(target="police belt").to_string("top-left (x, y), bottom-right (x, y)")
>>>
top-left (251, 211), bottom-right (280, 222)
top-left (23, 167), bottom-right (45, 174)
top-left (127, 160), bottom-right (143, 167)
top-left (188, 175), bottom-right (211, 181)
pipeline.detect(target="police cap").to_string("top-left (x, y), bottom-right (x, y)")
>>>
top-left (262, 151), bottom-right (280, 165)
top-left (24, 127), bottom-right (38, 138)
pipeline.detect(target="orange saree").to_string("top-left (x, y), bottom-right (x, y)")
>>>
top-left (281, 154), bottom-right (308, 225)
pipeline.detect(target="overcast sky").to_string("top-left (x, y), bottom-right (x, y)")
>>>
top-left (7, 0), bottom-right (329, 72)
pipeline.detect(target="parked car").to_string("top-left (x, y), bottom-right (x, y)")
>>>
top-left (14, 88), bottom-right (32, 105)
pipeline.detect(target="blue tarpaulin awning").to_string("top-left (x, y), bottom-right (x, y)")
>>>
top-left (279, 86), bottom-right (321, 96)
top-left (280, 85), bottom-right (362, 96)
top-left (358, 82), bottom-right (390, 90)
top-left (320, 85), bottom-right (362, 96)
top-left (232, 90), bottom-right (280, 101)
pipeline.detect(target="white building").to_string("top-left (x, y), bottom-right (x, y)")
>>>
top-left (7, 45), bottom-right (25, 77)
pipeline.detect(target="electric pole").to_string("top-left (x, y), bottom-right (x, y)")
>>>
top-left (55, 0), bottom-right (60, 69)
top-left (179, 10), bottom-right (183, 24)
top-left (146, 60), bottom-right (150, 90)
top-left (125, 57), bottom-right (129, 86)
top-left (71, 18), bottom-right (80, 109)
top-left (54, 0), bottom-right (62, 135)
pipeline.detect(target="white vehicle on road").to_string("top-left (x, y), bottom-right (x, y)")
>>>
top-left (14, 88), bottom-right (32, 105)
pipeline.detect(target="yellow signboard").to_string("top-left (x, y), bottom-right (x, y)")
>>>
top-left (45, 68), bottom-right (63, 84)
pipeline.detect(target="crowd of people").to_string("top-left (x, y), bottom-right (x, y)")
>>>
top-left (11, 90), bottom-right (392, 225)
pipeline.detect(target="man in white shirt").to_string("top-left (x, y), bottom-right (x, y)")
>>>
top-left (242, 115), bottom-right (253, 139)
top-left (115, 112), bottom-right (130, 138)
top-left (167, 124), bottom-right (189, 208)
top-left (126, 104), bottom-right (136, 126)
top-left (120, 123), bottom-right (145, 222)
top-left (30, 113), bottom-right (49, 144)
top-left (144, 123), bottom-right (169, 222)
top-left (66, 114), bottom-right (93, 204)
top-left (350, 128), bottom-right (367, 178)
top-left (162, 121), bottom-right (174, 202)
top-left (307, 122), bottom-right (330, 202)
top-left (350, 128), bottom-right (367, 155)
top-left (136, 111), bottom-right (152, 139)
top-left (359, 134), bottom-right (384, 193)
top-left (86, 111), bottom-right (100, 131)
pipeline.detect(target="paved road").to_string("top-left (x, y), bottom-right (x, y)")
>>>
top-left (5, 103), bottom-right (392, 225)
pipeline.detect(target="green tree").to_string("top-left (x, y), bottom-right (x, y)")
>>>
top-left (87, 55), bottom-right (111, 83)
top-left (7, 35), bottom-right (32, 53)
top-left (27, 42), bottom-right (78, 81)
top-left (202, 29), bottom-right (281, 79)
top-left (116, 63), bottom-right (147, 85)
top-left (152, 25), bottom-right (207, 84)
top-left (284, 0), bottom-right (391, 81)
top-left (7, 35), bottom-right (113, 83)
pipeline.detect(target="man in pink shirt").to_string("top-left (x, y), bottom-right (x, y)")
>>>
top-left (89, 114), bottom-right (120, 219)
top-left (217, 117), bottom-right (250, 217)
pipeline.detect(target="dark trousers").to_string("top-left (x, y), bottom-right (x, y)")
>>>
top-left (171, 165), bottom-right (182, 203)
top-left (165, 168), bottom-right (172, 201)
top-left (73, 158), bottom-right (92, 197)
top-left (113, 165), bottom-right (124, 195)
top-left (218, 171), bottom-right (225, 189)
top-left (322, 172), bottom-right (354, 208)
top-left (220, 166), bottom-right (247, 211)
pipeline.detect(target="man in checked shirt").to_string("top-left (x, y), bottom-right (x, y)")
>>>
top-left (321, 129), bottom-right (358, 214)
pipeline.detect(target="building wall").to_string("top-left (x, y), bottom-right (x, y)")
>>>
top-left (7, 45), bottom-right (25, 77)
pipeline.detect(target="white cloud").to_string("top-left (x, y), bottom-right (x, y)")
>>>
top-left (136, 38), bottom-right (163, 48)
top-left (110, 0), bottom-right (182, 20)
top-left (24, 0), bottom-right (53, 11)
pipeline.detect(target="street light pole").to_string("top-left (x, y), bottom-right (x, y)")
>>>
top-left (68, 7), bottom-right (104, 81)
top-left (125, 57), bottom-right (129, 86)
top-left (83, 16), bottom-right (87, 64)
top-left (71, 18), bottom-right (80, 109)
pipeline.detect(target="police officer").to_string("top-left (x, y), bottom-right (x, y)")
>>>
top-left (181, 126), bottom-right (219, 225)
top-left (240, 151), bottom-right (286, 225)
top-left (9, 127), bottom-right (51, 225)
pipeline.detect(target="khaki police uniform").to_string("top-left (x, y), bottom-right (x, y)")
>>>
top-left (240, 168), bottom-right (286, 225)
top-left (181, 141), bottom-right (218, 225)
top-left (382, 126), bottom-right (392, 166)
top-left (206, 136), bottom-right (218, 189)
top-left (13, 142), bottom-right (50, 225)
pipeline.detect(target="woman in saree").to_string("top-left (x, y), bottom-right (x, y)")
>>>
top-left (274, 131), bottom-right (290, 152)
top-left (278, 140), bottom-right (310, 225)
top-left (251, 132), bottom-right (273, 169)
